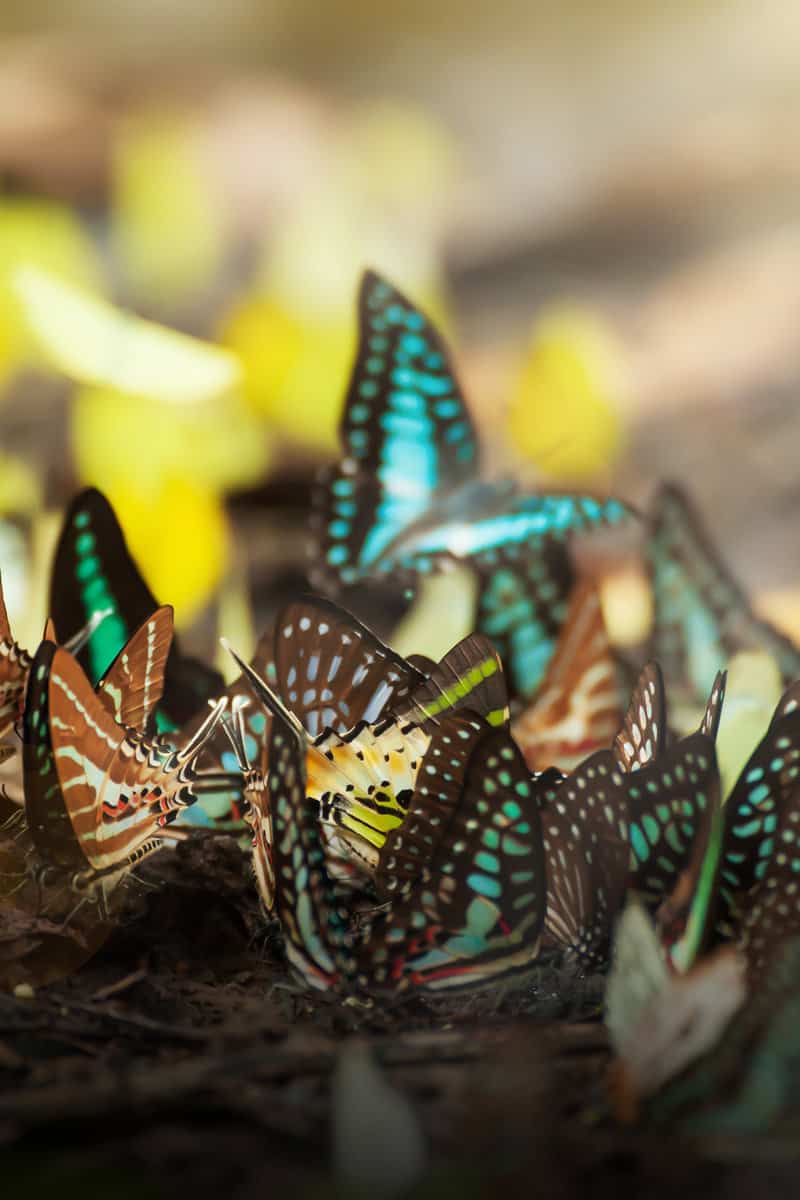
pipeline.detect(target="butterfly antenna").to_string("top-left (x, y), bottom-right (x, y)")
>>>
top-left (221, 638), bottom-right (306, 750)
top-left (220, 696), bottom-right (251, 771)
top-left (63, 607), bottom-right (114, 655)
top-left (178, 696), bottom-right (228, 763)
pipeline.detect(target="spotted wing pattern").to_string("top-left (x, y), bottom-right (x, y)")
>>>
top-left (472, 541), bottom-right (575, 700)
top-left (513, 579), bottom-right (624, 772)
top-left (613, 662), bottom-right (667, 773)
top-left (717, 684), bottom-right (800, 971)
top-left (540, 751), bottom-right (630, 971)
top-left (310, 271), bottom-right (479, 593)
top-left (626, 676), bottom-right (725, 919)
top-left (273, 595), bottom-right (424, 738)
top-left (351, 723), bottom-right (548, 996)
top-left (373, 713), bottom-right (485, 901)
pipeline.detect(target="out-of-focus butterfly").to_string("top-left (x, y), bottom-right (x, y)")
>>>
top-left (605, 900), bottom-right (746, 1123)
top-left (50, 487), bottom-right (224, 731)
top-left (234, 651), bottom-right (548, 999)
top-left (716, 680), bottom-right (800, 979)
top-left (627, 672), bottom-right (725, 955)
top-left (512, 579), bottom-right (625, 773)
top-left (310, 272), bottom-right (632, 698)
top-left (647, 483), bottom-right (800, 708)
top-left (22, 619), bottom-right (227, 897)
top-left (644, 935), bottom-right (800, 1133)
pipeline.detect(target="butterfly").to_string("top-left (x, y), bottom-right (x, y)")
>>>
top-left (50, 487), bottom-right (225, 731)
top-left (190, 593), bottom-right (508, 838)
top-left (221, 623), bottom-right (509, 901)
top-left (648, 483), bottom-right (800, 708)
top-left (540, 667), bottom-right (723, 971)
top-left (23, 618), bottom-right (228, 894)
top-left (626, 672), bottom-right (725, 941)
top-left (716, 680), bottom-right (800, 979)
top-left (644, 935), bottom-right (800, 1133)
top-left (606, 900), bottom-right (746, 1122)
top-left (295, 632), bottom-right (508, 876)
top-left (512, 578), bottom-right (626, 772)
top-left (310, 271), bottom-right (632, 699)
top-left (235, 650), bottom-right (548, 999)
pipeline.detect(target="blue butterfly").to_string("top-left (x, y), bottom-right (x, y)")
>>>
top-left (311, 271), bottom-right (632, 698)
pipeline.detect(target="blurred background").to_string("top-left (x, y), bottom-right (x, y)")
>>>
top-left (0, 0), bottom-right (799, 657)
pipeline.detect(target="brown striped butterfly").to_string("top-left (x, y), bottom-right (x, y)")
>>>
top-left (512, 579), bottom-right (625, 773)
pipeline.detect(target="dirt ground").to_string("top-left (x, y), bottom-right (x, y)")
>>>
top-left (1, 834), bottom-right (798, 1200)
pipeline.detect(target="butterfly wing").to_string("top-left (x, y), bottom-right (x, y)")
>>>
top-left (47, 647), bottom-right (223, 875)
top-left (514, 579), bottom-right (624, 772)
top-left (22, 639), bottom-right (86, 870)
top-left (273, 595), bottom-right (425, 737)
top-left (373, 712), bottom-right (485, 900)
top-left (471, 540), bottom-right (575, 701)
top-left (391, 634), bottom-right (508, 730)
top-left (613, 661), bottom-right (668, 772)
top-left (50, 487), bottom-right (224, 727)
top-left (540, 750), bottom-right (630, 971)
top-left (648, 484), bottom-right (800, 703)
top-left (718, 692), bottom-right (800, 975)
top-left (626, 677), bottom-right (724, 951)
top-left (95, 606), bottom-right (173, 732)
top-left (376, 486), bottom-right (633, 577)
top-left (359, 725), bottom-right (548, 995)
top-left (232, 655), bottom-right (343, 991)
top-left (310, 271), bottom-right (479, 592)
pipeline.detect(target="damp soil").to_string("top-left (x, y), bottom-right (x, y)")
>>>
top-left (0, 837), bottom-right (797, 1200)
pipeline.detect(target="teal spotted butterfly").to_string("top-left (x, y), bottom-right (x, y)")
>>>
top-left (541, 668), bottom-right (724, 971)
top-left (539, 662), bottom-right (666, 971)
top-left (626, 672), bottom-right (725, 951)
top-left (50, 487), bottom-right (224, 732)
top-left (311, 271), bottom-right (633, 699)
top-left (648, 483), bottom-right (800, 706)
top-left (232, 649), bottom-right (548, 997)
top-left (716, 681), bottom-right (800, 979)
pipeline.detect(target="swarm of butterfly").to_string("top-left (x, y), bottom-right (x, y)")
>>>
top-left (3, 271), bottom-right (800, 1131)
